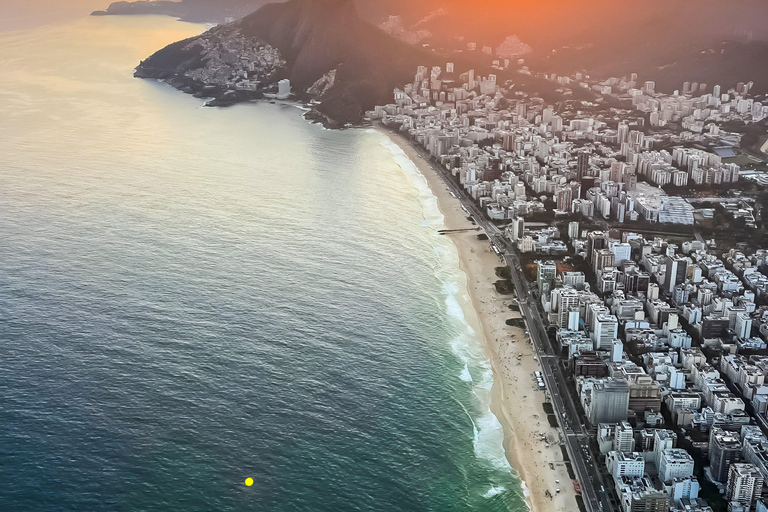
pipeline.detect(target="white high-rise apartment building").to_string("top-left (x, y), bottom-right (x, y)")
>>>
top-left (659, 449), bottom-right (695, 483)
top-left (277, 79), bottom-right (291, 99)
top-left (726, 463), bottom-right (763, 509)
top-left (613, 421), bottom-right (634, 453)
top-left (735, 312), bottom-right (753, 339)
top-left (593, 314), bottom-right (618, 350)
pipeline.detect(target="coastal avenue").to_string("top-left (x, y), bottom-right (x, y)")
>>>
top-left (411, 140), bottom-right (611, 512)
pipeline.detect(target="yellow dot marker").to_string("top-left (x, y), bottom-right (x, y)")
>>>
top-left (244, 478), bottom-right (254, 487)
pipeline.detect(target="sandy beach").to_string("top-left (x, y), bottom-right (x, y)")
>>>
top-left (382, 128), bottom-right (578, 512)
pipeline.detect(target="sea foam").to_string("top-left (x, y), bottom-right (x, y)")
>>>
top-left (377, 132), bottom-right (517, 479)
top-left (474, 411), bottom-right (513, 471)
top-left (460, 364), bottom-right (473, 383)
top-left (483, 486), bottom-right (507, 498)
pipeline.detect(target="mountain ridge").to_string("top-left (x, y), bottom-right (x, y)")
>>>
top-left (134, 0), bottom-right (434, 125)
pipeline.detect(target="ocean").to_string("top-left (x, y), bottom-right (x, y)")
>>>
top-left (0, 13), bottom-right (527, 512)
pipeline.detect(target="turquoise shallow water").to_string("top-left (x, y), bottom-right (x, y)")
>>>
top-left (0, 14), bottom-right (526, 512)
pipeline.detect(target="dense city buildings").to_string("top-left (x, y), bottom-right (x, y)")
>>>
top-left (371, 62), bottom-right (767, 234)
top-left (373, 61), bottom-right (768, 512)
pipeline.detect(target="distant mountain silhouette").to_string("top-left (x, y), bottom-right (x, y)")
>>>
top-left (93, 0), bottom-right (272, 23)
top-left (97, 0), bottom-right (768, 48)
top-left (356, 0), bottom-right (768, 93)
top-left (126, 0), bottom-right (768, 106)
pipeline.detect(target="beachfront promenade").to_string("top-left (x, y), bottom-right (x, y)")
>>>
top-left (506, 255), bottom-right (612, 512)
top-left (411, 136), bottom-right (611, 512)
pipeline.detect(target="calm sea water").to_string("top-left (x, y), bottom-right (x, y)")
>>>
top-left (0, 14), bottom-right (526, 512)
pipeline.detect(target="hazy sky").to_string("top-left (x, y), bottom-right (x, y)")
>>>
top-left (0, 0), bottom-right (117, 31)
top-left (4, 0), bottom-right (768, 43)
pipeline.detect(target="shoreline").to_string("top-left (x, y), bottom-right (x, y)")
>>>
top-left (380, 126), bottom-right (578, 512)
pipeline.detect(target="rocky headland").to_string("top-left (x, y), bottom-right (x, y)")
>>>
top-left (133, 0), bottom-right (433, 126)
top-left (134, 24), bottom-right (286, 106)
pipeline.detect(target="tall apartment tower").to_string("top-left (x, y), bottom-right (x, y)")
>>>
top-left (556, 186), bottom-right (573, 211)
top-left (582, 378), bottom-right (630, 425)
top-left (587, 231), bottom-right (608, 264)
top-left (277, 79), bottom-right (292, 99)
top-left (577, 150), bottom-right (591, 181)
top-left (709, 427), bottom-right (743, 482)
top-left (666, 256), bottom-right (688, 294)
top-left (735, 312), bottom-right (753, 340)
top-left (653, 430), bottom-right (677, 470)
top-left (726, 463), bottom-right (763, 510)
top-left (510, 217), bottom-right (525, 242)
top-left (618, 122), bottom-right (630, 145)
top-left (568, 221), bottom-right (580, 240)
top-left (658, 449), bottom-right (695, 484)
top-left (593, 314), bottom-right (619, 350)
top-left (613, 421), bottom-right (635, 453)
top-left (537, 260), bottom-right (557, 295)
top-left (593, 248), bottom-right (616, 273)
top-left (610, 241), bottom-right (632, 266)
top-left (556, 288), bottom-right (580, 329)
